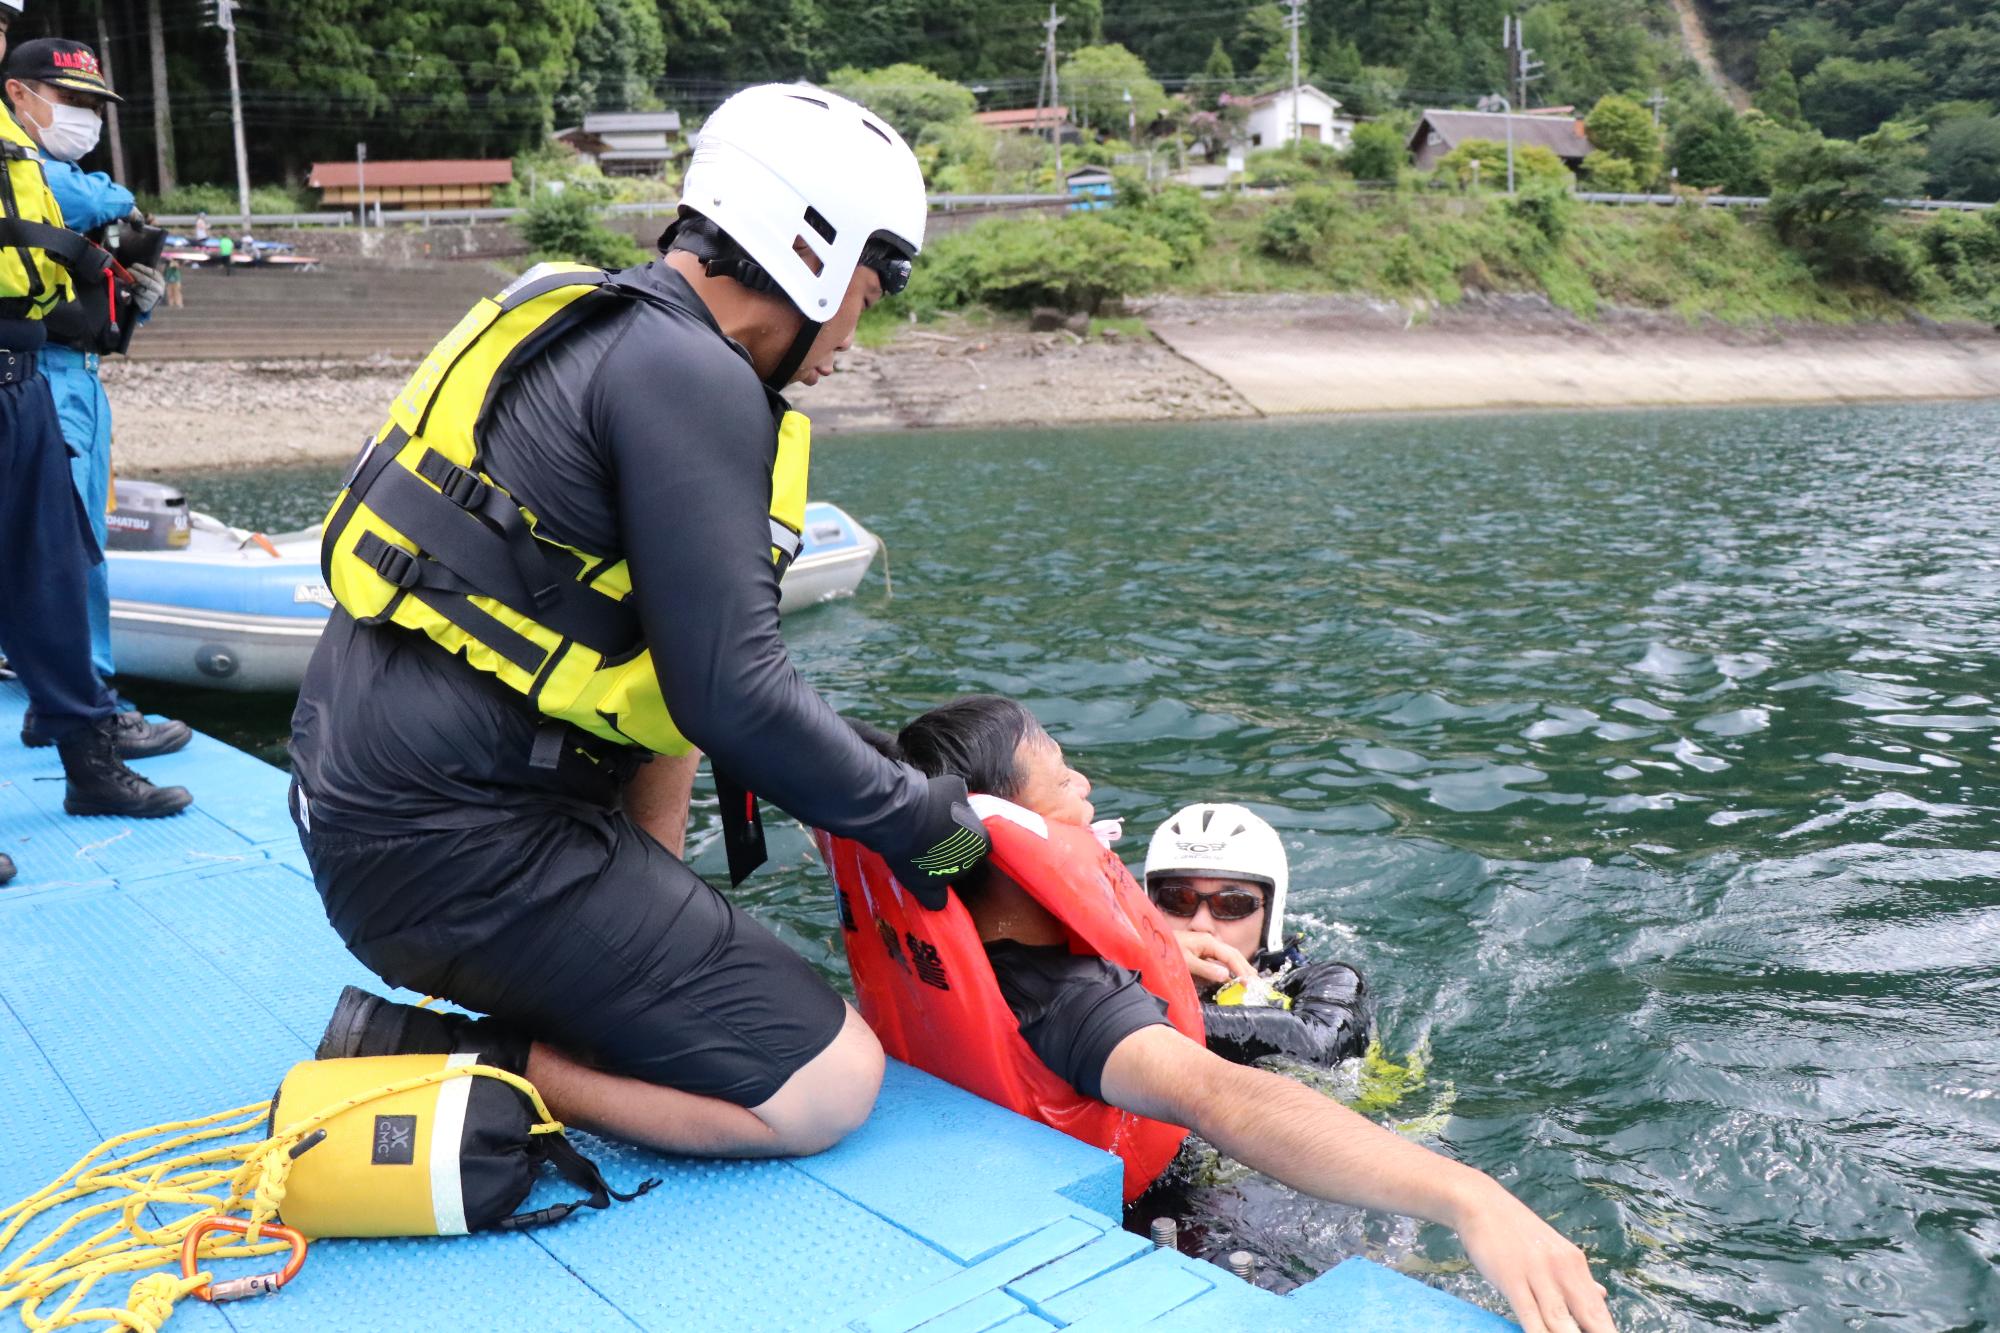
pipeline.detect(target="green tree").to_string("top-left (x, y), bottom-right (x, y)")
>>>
top-left (1798, 57), bottom-right (1929, 142)
top-left (555, 0), bottom-right (666, 123)
top-left (1753, 35), bottom-right (1802, 125)
top-left (1519, 0), bottom-right (1662, 109)
top-left (1345, 118), bottom-right (1404, 182)
top-left (1403, 24), bottom-right (1465, 98)
top-left (1580, 150), bottom-right (1639, 192)
top-left (824, 64), bottom-right (975, 142)
top-left (520, 185), bottom-right (646, 269)
top-left (242, 0), bottom-right (596, 160)
top-left (1233, 5), bottom-right (1292, 89)
top-left (1584, 94), bottom-right (1662, 185)
top-left (1768, 122), bottom-right (1928, 290)
top-left (1435, 139), bottom-right (1573, 189)
top-left (1669, 108), bottom-right (1765, 194)
top-left (1317, 37), bottom-right (1363, 89)
top-left (1341, 65), bottom-right (1408, 119)
top-left (1928, 116), bottom-right (2000, 202)
top-left (1058, 44), bottom-right (1167, 136)
top-left (1192, 39), bottom-right (1237, 112)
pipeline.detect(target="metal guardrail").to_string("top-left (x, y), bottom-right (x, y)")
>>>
top-left (1575, 191), bottom-right (1993, 212)
top-left (153, 189), bottom-right (1990, 231)
top-left (154, 194), bottom-right (1073, 230)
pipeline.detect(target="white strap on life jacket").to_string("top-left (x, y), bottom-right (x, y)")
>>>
top-left (967, 793), bottom-right (1047, 839)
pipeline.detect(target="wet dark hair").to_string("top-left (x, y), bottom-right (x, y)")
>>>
top-left (848, 696), bottom-right (1043, 905)
top-left (894, 695), bottom-right (1039, 798)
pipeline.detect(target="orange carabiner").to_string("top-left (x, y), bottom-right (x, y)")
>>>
top-left (179, 1216), bottom-right (309, 1303)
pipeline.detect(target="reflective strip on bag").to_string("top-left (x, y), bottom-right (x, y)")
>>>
top-left (428, 1051), bottom-right (477, 1236)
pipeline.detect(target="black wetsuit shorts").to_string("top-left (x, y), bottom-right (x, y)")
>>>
top-left (295, 793), bottom-right (845, 1108)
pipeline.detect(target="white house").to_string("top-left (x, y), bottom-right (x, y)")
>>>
top-left (1232, 85), bottom-right (1354, 151)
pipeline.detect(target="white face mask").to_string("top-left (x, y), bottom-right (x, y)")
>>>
top-left (25, 86), bottom-right (100, 162)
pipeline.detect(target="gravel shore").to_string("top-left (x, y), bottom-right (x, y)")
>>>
top-left (100, 295), bottom-right (2000, 475)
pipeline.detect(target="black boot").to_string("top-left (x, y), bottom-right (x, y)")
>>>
top-left (316, 985), bottom-right (530, 1074)
top-left (25, 708), bottom-right (191, 759)
top-left (0, 853), bottom-right (13, 885)
top-left (57, 719), bottom-right (193, 818)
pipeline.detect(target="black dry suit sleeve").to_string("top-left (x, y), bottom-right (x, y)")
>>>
top-left (597, 327), bottom-right (940, 860)
top-left (1204, 961), bottom-right (1372, 1068)
top-left (882, 774), bottom-right (990, 910)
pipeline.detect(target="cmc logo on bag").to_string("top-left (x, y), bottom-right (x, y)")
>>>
top-left (371, 1114), bottom-right (417, 1165)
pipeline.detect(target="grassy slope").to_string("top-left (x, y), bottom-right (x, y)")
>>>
top-left (1172, 193), bottom-right (1938, 325)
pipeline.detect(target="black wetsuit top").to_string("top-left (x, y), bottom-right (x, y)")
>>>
top-left (1200, 941), bottom-right (1371, 1068)
top-left (291, 261), bottom-right (932, 853)
top-left (987, 942), bottom-right (1170, 1101)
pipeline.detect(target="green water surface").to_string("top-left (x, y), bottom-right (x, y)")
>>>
top-left (149, 402), bottom-right (2000, 1331)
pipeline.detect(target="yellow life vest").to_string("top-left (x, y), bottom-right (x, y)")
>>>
top-left (0, 107), bottom-right (79, 321)
top-left (320, 262), bottom-right (811, 756)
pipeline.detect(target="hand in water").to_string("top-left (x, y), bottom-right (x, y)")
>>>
top-left (1451, 1181), bottom-right (1616, 1333)
top-left (1175, 930), bottom-right (1258, 986)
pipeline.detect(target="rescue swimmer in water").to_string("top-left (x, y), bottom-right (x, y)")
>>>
top-left (290, 84), bottom-right (991, 1165)
top-left (841, 696), bottom-right (1616, 1333)
top-left (1144, 803), bottom-right (1371, 1070)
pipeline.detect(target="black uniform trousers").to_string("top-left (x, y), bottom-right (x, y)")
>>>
top-left (0, 364), bottom-right (116, 739)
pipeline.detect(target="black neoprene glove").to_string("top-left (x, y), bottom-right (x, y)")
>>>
top-left (885, 774), bottom-right (991, 910)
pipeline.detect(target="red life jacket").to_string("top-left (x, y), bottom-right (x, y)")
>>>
top-left (819, 796), bottom-right (1204, 1201)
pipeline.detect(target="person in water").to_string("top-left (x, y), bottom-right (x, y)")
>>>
top-left (1144, 802), bottom-right (1370, 1069)
top-left (861, 696), bottom-right (1615, 1333)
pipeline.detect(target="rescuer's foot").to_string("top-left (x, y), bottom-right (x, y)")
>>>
top-left (25, 708), bottom-right (191, 758)
top-left (58, 720), bottom-right (193, 818)
top-left (316, 986), bottom-right (529, 1073)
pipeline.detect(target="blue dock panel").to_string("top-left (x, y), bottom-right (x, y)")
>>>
top-left (0, 681), bottom-right (1514, 1331)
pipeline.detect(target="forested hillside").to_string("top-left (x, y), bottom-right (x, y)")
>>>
top-left (1697, 0), bottom-right (2000, 201)
top-left (67, 0), bottom-right (1689, 189)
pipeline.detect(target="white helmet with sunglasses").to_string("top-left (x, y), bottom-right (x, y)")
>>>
top-left (1144, 803), bottom-right (1289, 954)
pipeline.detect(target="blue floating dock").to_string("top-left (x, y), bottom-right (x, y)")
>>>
top-left (0, 681), bottom-right (1512, 1332)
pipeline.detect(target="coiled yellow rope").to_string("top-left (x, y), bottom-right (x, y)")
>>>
top-left (0, 1065), bottom-right (560, 1332)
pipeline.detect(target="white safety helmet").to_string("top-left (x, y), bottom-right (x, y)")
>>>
top-left (677, 82), bottom-right (926, 322)
top-left (1144, 803), bottom-right (1289, 954)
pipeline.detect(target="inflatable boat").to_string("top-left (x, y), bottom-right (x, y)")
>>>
top-left (106, 489), bottom-right (883, 693)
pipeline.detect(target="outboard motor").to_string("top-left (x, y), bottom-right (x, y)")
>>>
top-left (107, 478), bottom-right (190, 551)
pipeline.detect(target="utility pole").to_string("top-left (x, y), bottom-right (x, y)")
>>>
top-left (1034, 3), bottom-right (1065, 178)
top-left (220, 0), bottom-right (250, 220)
top-left (218, 0), bottom-right (251, 221)
top-left (1645, 88), bottom-right (1667, 126)
top-left (356, 142), bottom-right (367, 228)
top-left (1285, 0), bottom-right (1306, 147)
top-left (1502, 15), bottom-right (1542, 111)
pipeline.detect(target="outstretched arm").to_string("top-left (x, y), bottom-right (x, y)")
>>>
top-left (1100, 1027), bottom-right (1614, 1333)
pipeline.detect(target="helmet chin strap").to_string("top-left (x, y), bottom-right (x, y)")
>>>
top-left (664, 216), bottom-right (820, 391)
top-left (768, 316), bottom-right (820, 391)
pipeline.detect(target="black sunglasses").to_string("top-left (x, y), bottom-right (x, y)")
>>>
top-left (1148, 881), bottom-right (1266, 922)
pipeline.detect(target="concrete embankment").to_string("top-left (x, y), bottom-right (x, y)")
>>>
top-left (1139, 294), bottom-right (2000, 415)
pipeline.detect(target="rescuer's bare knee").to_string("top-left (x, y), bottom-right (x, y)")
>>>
top-left (751, 1005), bottom-right (884, 1156)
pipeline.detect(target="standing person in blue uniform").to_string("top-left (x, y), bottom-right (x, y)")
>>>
top-left (2, 36), bottom-right (184, 758)
top-left (294, 85), bottom-right (990, 1162)
top-left (0, 9), bottom-right (190, 888)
